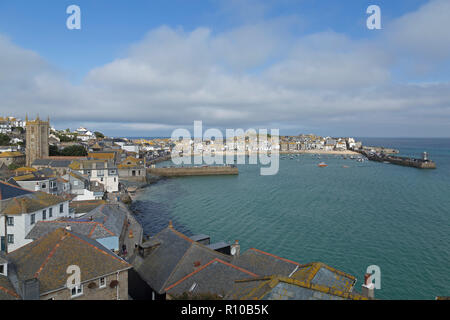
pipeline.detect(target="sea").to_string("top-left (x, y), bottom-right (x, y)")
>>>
top-left (130, 138), bottom-right (450, 300)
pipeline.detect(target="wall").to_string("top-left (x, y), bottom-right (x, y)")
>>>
top-left (40, 271), bottom-right (129, 300)
top-left (147, 166), bottom-right (238, 177)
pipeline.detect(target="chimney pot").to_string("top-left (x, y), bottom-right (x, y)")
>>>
top-left (361, 273), bottom-right (375, 299)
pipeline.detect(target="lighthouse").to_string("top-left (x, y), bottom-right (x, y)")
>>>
top-left (422, 152), bottom-right (429, 161)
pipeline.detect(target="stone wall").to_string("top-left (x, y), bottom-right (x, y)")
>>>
top-left (40, 270), bottom-right (129, 300)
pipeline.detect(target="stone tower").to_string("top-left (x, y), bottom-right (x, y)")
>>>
top-left (26, 115), bottom-right (49, 166)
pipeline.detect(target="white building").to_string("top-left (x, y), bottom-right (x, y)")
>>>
top-left (72, 160), bottom-right (119, 193)
top-left (0, 182), bottom-right (71, 253)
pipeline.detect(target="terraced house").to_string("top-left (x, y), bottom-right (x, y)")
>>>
top-left (0, 181), bottom-right (70, 253)
top-left (0, 228), bottom-right (131, 300)
top-left (70, 160), bottom-right (119, 193)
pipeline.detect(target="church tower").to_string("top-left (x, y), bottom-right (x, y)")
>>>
top-left (26, 115), bottom-right (49, 166)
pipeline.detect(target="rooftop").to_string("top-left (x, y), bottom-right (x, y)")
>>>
top-left (7, 228), bottom-right (131, 294)
top-left (1, 190), bottom-right (68, 215)
top-left (0, 181), bottom-right (33, 200)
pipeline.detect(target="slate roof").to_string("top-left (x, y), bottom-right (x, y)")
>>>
top-left (26, 220), bottom-right (116, 241)
top-left (232, 248), bottom-right (300, 277)
top-left (226, 261), bottom-right (360, 300)
top-left (292, 262), bottom-right (356, 293)
top-left (81, 204), bottom-right (127, 238)
top-left (130, 224), bottom-right (233, 295)
top-left (69, 200), bottom-right (106, 214)
top-left (7, 228), bottom-right (131, 295)
top-left (1, 191), bottom-right (68, 215)
top-left (0, 181), bottom-right (33, 200)
top-left (227, 275), bottom-right (367, 300)
top-left (31, 159), bottom-right (52, 166)
top-left (69, 171), bottom-right (88, 182)
top-left (0, 275), bottom-right (20, 300)
top-left (165, 258), bottom-right (258, 298)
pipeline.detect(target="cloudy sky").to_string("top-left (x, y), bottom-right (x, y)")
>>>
top-left (0, 0), bottom-right (449, 137)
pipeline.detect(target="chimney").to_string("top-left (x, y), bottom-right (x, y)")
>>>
top-left (21, 278), bottom-right (40, 300)
top-left (231, 240), bottom-right (240, 257)
top-left (361, 273), bottom-right (375, 299)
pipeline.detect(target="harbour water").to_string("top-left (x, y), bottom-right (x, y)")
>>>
top-left (131, 138), bottom-right (450, 299)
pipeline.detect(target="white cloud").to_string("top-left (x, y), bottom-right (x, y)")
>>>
top-left (0, 1), bottom-right (450, 136)
top-left (388, 0), bottom-right (450, 62)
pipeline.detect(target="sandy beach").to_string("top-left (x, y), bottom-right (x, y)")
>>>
top-left (176, 150), bottom-right (359, 157)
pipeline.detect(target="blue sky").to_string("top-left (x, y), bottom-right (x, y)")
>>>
top-left (0, 0), bottom-right (449, 137)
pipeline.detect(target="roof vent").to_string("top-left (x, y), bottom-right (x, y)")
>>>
top-left (231, 240), bottom-right (240, 257)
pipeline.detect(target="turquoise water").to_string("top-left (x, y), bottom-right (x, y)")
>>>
top-left (132, 138), bottom-right (450, 299)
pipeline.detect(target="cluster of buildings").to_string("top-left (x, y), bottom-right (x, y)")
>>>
top-left (173, 134), bottom-right (363, 154)
top-left (279, 135), bottom-right (362, 152)
top-left (0, 116), bottom-right (377, 301)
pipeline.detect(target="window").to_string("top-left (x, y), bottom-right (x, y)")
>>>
top-left (60, 204), bottom-right (64, 213)
top-left (49, 208), bottom-right (53, 218)
top-left (74, 180), bottom-right (79, 186)
top-left (41, 183), bottom-right (46, 189)
top-left (99, 277), bottom-right (106, 288)
top-left (42, 210), bottom-right (47, 220)
top-left (31, 214), bottom-right (35, 225)
top-left (7, 234), bottom-right (14, 244)
top-left (7, 217), bottom-right (14, 226)
top-left (71, 285), bottom-right (83, 298)
top-left (0, 264), bottom-right (4, 275)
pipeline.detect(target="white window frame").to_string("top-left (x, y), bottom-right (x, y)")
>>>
top-left (99, 277), bottom-right (106, 288)
top-left (71, 284), bottom-right (83, 298)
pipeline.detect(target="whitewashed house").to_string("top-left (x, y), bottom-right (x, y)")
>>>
top-left (0, 181), bottom-right (71, 253)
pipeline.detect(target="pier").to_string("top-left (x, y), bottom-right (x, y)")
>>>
top-left (147, 165), bottom-right (239, 177)
top-left (358, 150), bottom-right (436, 169)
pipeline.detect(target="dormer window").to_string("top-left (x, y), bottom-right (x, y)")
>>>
top-left (0, 263), bottom-right (6, 276)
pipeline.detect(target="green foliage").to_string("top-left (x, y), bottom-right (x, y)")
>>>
top-left (59, 145), bottom-right (88, 156)
top-left (0, 133), bottom-right (11, 146)
top-left (8, 163), bottom-right (20, 171)
top-left (94, 131), bottom-right (105, 139)
top-left (49, 145), bottom-right (60, 156)
top-left (58, 134), bottom-right (77, 142)
top-left (10, 127), bottom-right (25, 134)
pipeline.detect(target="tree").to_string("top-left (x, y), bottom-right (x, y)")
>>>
top-left (49, 145), bottom-right (61, 156)
top-left (8, 163), bottom-right (20, 171)
top-left (0, 133), bottom-right (10, 146)
top-left (94, 131), bottom-right (105, 139)
top-left (60, 145), bottom-right (88, 156)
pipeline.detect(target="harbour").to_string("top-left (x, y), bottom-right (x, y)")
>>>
top-left (132, 137), bottom-right (450, 300)
top-left (147, 165), bottom-right (239, 177)
top-left (358, 150), bottom-right (437, 169)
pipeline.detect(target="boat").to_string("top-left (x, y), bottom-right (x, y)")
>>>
top-left (318, 162), bottom-right (328, 167)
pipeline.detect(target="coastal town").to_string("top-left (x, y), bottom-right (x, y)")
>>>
top-left (0, 115), bottom-right (432, 300)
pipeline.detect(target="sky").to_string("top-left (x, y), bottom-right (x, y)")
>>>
top-left (0, 0), bottom-right (449, 137)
